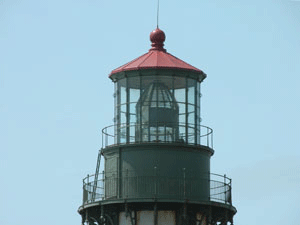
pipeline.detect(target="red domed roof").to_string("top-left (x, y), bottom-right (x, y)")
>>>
top-left (110, 28), bottom-right (204, 77)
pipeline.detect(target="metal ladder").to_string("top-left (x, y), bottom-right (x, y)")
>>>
top-left (91, 149), bottom-right (102, 201)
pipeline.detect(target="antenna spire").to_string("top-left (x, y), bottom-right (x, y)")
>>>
top-left (157, 0), bottom-right (160, 28)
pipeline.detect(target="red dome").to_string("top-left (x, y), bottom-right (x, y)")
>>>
top-left (109, 28), bottom-right (205, 78)
top-left (150, 28), bottom-right (166, 51)
top-left (150, 28), bottom-right (166, 46)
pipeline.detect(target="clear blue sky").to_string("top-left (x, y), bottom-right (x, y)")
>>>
top-left (1, 0), bottom-right (300, 224)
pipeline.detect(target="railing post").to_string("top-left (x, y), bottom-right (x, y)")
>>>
top-left (126, 169), bottom-right (129, 198)
top-left (82, 178), bottom-right (85, 204)
top-left (87, 174), bottom-right (90, 203)
top-left (105, 128), bottom-right (108, 147)
top-left (199, 125), bottom-right (201, 145)
top-left (164, 122), bottom-right (166, 142)
top-left (230, 178), bottom-right (232, 205)
top-left (102, 171), bottom-right (105, 200)
top-left (208, 173), bottom-right (211, 201)
top-left (183, 168), bottom-right (186, 200)
top-left (102, 129), bottom-right (103, 149)
top-left (154, 166), bottom-right (157, 198)
top-left (211, 128), bottom-right (213, 149)
top-left (224, 174), bottom-right (227, 204)
top-left (117, 169), bottom-right (120, 199)
top-left (207, 127), bottom-right (209, 146)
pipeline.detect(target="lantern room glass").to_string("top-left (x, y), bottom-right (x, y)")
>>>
top-left (114, 75), bottom-right (201, 145)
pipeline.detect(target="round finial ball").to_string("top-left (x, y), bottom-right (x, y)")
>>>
top-left (150, 28), bottom-right (166, 44)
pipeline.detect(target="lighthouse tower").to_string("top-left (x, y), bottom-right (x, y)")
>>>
top-left (78, 28), bottom-right (237, 225)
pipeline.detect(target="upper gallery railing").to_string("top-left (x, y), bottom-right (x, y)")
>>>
top-left (102, 123), bottom-right (213, 149)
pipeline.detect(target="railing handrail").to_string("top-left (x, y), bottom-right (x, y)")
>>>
top-left (102, 122), bottom-right (213, 134)
top-left (82, 171), bottom-right (232, 205)
top-left (83, 171), bottom-right (230, 184)
top-left (101, 122), bottom-right (213, 149)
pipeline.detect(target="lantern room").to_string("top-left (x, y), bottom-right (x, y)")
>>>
top-left (110, 28), bottom-right (206, 146)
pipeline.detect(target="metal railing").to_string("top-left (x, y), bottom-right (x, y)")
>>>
top-left (82, 172), bottom-right (231, 206)
top-left (102, 123), bottom-right (213, 149)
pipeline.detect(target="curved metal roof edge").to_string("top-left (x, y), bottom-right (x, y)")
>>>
top-left (109, 52), bottom-right (205, 78)
top-left (109, 51), bottom-right (150, 76)
top-left (109, 67), bottom-right (207, 82)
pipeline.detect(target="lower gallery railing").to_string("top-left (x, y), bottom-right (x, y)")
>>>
top-left (82, 172), bottom-right (232, 205)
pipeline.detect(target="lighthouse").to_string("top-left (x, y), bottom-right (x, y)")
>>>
top-left (78, 28), bottom-right (237, 225)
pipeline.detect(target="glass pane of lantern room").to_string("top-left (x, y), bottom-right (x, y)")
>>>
top-left (128, 76), bottom-right (140, 123)
top-left (128, 76), bottom-right (140, 142)
top-left (187, 78), bottom-right (196, 144)
top-left (174, 77), bottom-right (186, 142)
top-left (117, 78), bottom-right (127, 144)
top-left (187, 78), bottom-right (196, 106)
top-left (197, 82), bottom-right (201, 144)
top-left (114, 82), bottom-right (118, 144)
top-left (117, 78), bottom-right (127, 123)
top-left (114, 82), bottom-right (117, 124)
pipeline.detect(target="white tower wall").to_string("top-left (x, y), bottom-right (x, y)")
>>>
top-left (119, 210), bottom-right (176, 225)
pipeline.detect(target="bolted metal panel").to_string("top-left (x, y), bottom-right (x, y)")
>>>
top-left (105, 157), bottom-right (118, 199)
top-left (120, 145), bottom-right (211, 177)
top-left (137, 211), bottom-right (154, 225)
top-left (101, 144), bottom-right (212, 202)
top-left (119, 212), bottom-right (133, 225)
top-left (158, 211), bottom-right (176, 225)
